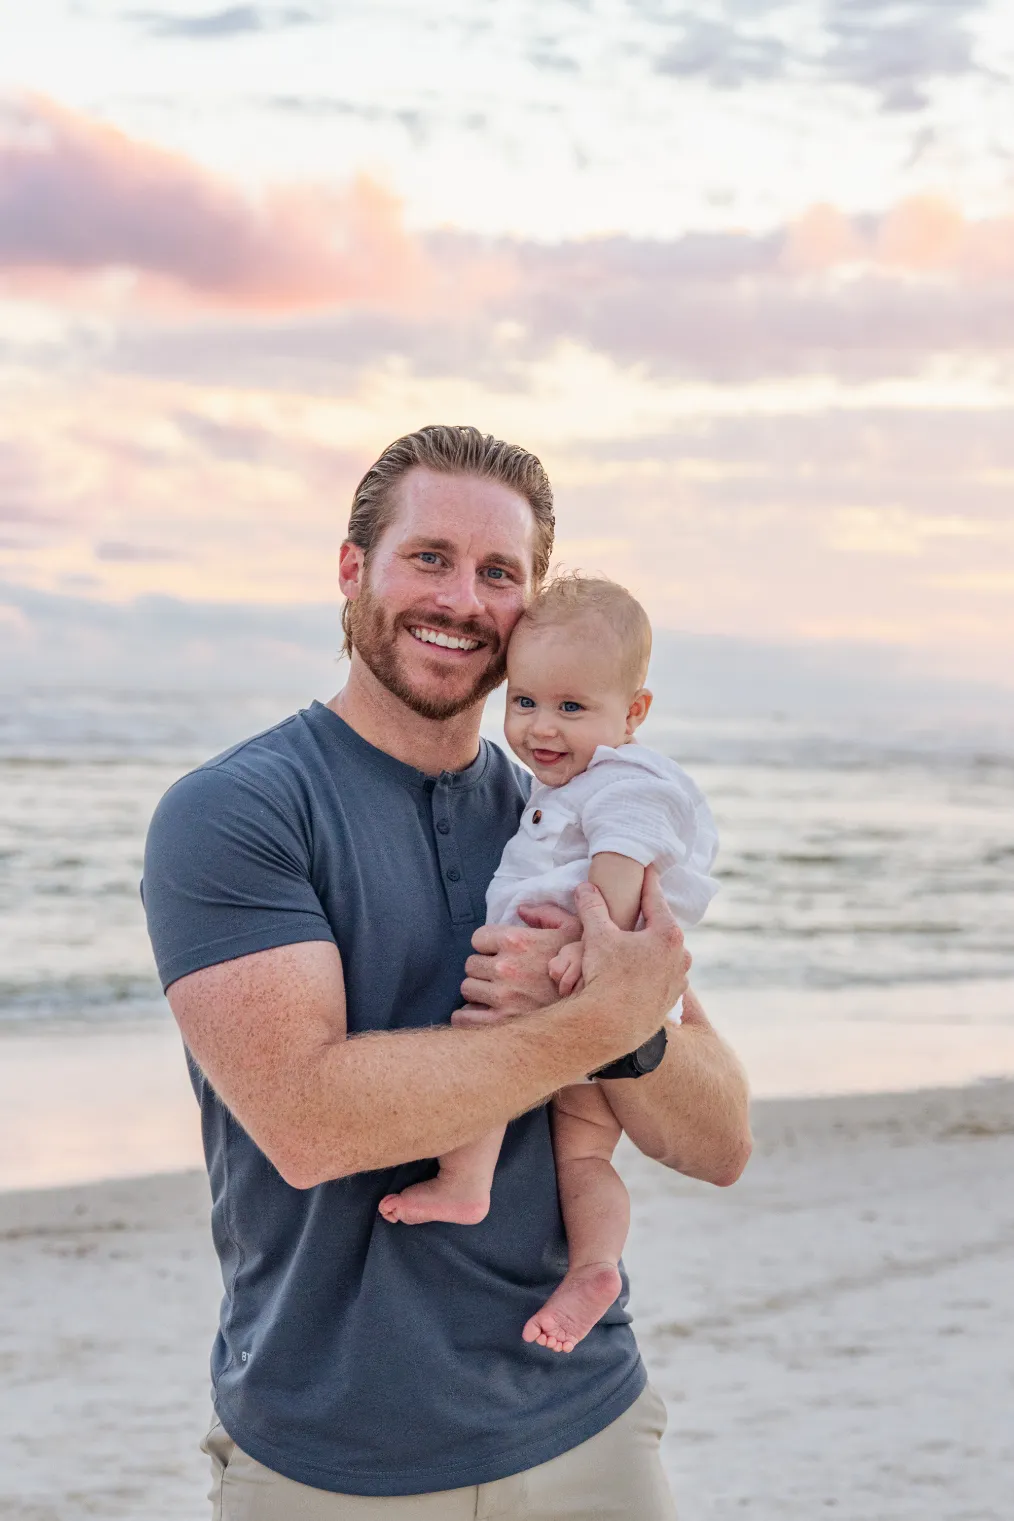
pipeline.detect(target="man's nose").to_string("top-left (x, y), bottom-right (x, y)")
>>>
top-left (434, 565), bottom-right (484, 619)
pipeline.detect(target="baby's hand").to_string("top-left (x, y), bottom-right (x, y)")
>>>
top-left (548, 940), bottom-right (585, 998)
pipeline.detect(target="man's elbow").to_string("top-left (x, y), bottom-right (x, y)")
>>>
top-left (664, 1125), bottom-right (753, 1187)
top-left (276, 1157), bottom-right (341, 1191)
top-left (707, 1127), bottom-right (753, 1188)
top-left (268, 1135), bottom-right (359, 1191)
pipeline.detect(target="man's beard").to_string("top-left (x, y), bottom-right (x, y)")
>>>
top-left (347, 582), bottom-right (507, 721)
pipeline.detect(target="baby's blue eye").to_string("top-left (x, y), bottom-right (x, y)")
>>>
top-left (560, 701), bottom-right (583, 714)
top-left (516, 696), bottom-right (536, 709)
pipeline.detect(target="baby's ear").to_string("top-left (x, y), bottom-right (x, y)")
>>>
top-left (626, 688), bottom-right (653, 734)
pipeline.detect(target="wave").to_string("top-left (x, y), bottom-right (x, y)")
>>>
top-left (0, 975), bottom-right (164, 1027)
top-left (3, 686), bottom-right (1014, 771)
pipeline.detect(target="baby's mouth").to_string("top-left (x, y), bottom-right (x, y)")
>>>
top-left (531, 748), bottom-right (568, 766)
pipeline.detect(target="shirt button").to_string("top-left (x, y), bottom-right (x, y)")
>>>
top-left (446, 867), bottom-right (461, 882)
top-left (436, 820), bottom-right (450, 835)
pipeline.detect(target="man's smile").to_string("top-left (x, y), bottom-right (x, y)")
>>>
top-left (408, 624), bottom-right (483, 653)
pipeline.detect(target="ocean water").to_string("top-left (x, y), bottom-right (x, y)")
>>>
top-left (3, 687), bottom-right (1013, 1028)
top-left (2, 686), bottom-right (1013, 1188)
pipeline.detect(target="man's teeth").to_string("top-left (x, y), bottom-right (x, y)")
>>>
top-left (409, 626), bottom-right (481, 652)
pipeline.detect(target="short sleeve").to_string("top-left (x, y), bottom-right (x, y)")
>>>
top-left (142, 765), bottom-right (335, 992)
top-left (579, 770), bottom-right (720, 926)
top-left (580, 775), bottom-right (693, 866)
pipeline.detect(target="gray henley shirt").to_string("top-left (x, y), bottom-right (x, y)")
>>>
top-left (142, 700), bottom-right (644, 1496)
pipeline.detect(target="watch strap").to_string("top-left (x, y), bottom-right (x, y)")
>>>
top-left (591, 1024), bottom-right (668, 1081)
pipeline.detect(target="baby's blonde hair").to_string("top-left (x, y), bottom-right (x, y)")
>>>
top-left (519, 572), bottom-right (652, 692)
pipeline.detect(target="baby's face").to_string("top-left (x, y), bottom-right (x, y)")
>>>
top-left (504, 618), bottom-right (642, 787)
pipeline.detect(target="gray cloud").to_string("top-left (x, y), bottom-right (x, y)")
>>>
top-left (654, 17), bottom-right (787, 88)
top-left (170, 409), bottom-right (368, 491)
top-left (109, 306), bottom-right (472, 394)
top-left (570, 405), bottom-right (1014, 468)
top-left (128, 5), bottom-right (318, 38)
top-left (500, 258), bottom-right (1014, 382)
top-left (173, 410), bottom-right (277, 461)
top-left (527, 41), bottom-right (581, 73)
top-left (102, 243), bottom-right (1014, 393)
top-left (0, 442), bottom-right (69, 530)
top-left (1, 582), bottom-right (1008, 732)
top-left (820, 0), bottom-right (987, 111)
top-left (93, 540), bottom-right (185, 562)
top-left (556, 408), bottom-right (1014, 529)
top-left (645, 629), bottom-right (1013, 733)
top-left (0, 580), bottom-right (344, 694)
top-left (265, 95), bottom-right (434, 144)
top-left (638, 0), bottom-right (988, 109)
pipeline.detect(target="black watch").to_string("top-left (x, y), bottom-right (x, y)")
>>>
top-left (591, 1025), bottom-right (668, 1081)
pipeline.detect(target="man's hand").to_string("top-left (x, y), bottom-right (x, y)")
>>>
top-left (451, 902), bottom-right (581, 1027)
top-left (576, 868), bottom-right (690, 1047)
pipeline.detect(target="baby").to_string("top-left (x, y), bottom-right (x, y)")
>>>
top-left (379, 574), bottom-right (719, 1353)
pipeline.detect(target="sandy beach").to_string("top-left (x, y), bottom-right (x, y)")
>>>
top-left (1, 1081), bottom-right (1011, 1521)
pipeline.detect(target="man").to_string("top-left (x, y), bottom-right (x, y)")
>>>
top-left (143, 424), bottom-right (752, 1519)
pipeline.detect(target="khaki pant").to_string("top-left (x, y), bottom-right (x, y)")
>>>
top-left (203, 1384), bottom-right (677, 1520)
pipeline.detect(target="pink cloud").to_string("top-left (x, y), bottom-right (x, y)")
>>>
top-left (784, 196), bottom-right (1014, 279)
top-left (2, 94), bottom-right (1012, 383)
top-left (0, 94), bottom-right (431, 310)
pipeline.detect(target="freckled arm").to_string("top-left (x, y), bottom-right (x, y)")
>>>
top-left (168, 883), bottom-right (687, 1190)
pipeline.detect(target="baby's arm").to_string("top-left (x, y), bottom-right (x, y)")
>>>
top-left (589, 851), bottom-right (647, 931)
top-left (548, 852), bottom-right (647, 994)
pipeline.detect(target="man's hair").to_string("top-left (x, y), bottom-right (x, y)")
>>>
top-left (341, 424), bottom-right (555, 656)
top-left (520, 572), bottom-right (653, 691)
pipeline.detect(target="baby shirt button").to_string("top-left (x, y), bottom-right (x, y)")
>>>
top-left (532, 809), bottom-right (542, 824)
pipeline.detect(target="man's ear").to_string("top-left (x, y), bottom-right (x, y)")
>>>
top-left (338, 540), bottom-right (365, 602)
top-left (625, 688), bottom-right (653, 735)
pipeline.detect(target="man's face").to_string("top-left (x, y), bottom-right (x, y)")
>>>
top-left (342, 467), bottom-right (536, 721)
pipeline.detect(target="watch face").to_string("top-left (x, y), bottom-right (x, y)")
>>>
top-left (636, 1027), bottom-right (668, 1073)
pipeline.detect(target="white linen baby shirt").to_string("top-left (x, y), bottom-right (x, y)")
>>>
top-left (486, 742), bottom-right (719, 932)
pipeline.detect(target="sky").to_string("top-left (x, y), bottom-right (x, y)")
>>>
top-left (1, 0), bottom-right (1013, 704)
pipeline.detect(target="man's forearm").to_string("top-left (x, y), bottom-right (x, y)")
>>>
top-left (600, 991), bottom-right (752, 1186)
top-left (283, 988), bottom-right (661, 1189)
top-left (173, 875), bottom-right (688, 1191)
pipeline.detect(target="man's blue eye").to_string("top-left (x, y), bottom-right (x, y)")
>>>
top-left (560, 701), bottom-right (583, 713)
top-left (485, 566), bottom-right (506, 580)
top-left (418, 552), bottom-right (439, 564)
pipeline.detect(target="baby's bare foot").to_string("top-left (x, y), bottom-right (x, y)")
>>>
top-left (521, 1261), bottom-right (622, 1353)
top-left (378, 1178), bottom-right (491, 1227)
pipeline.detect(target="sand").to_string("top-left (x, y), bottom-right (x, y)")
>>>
top-left (1, 1082), bottom-right (1012, 1521)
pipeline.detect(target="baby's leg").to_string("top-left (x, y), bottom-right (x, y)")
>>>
top-left (378, 1123), bottom-right (507, 1226)
top-left (522, 1084), bottom-right (627, 1353)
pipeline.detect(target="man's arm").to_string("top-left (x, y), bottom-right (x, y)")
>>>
top-left (456, 910), bottom-right (752, 1187)
top-left (556, 852), bottom-right (751, 1183)
top-left (598, 990), bottom-right (752, 1185)
top-left (168, 874), bottom-right (686, 1190)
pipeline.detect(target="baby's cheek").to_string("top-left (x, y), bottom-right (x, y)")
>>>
top-left (502, 714), bottom-right (525, 754)
top-left (573, 734), bottom-right (603, 770)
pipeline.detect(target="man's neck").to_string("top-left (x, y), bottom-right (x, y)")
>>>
top-left (327, 659), bottom-right (485, 776)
